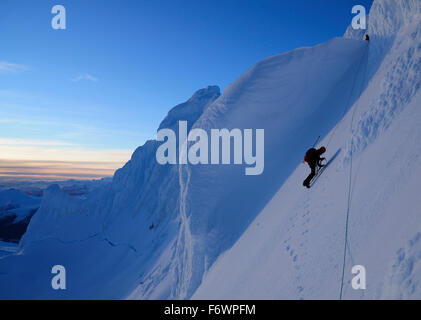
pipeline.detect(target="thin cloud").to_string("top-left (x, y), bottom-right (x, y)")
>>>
top-left (0, 159), bottom-right (118, 181)
top-left (0, 61), bottom-right (28, 74)
top-left (0, 138), bottom-right (73, 147)
top-left (72, 73), bottom-right (98, 82)
top-left (0, 140), bottom-right (131, 163)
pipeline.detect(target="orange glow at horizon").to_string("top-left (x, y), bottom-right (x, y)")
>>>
top-left (0, 139), bottom-right (132, 181)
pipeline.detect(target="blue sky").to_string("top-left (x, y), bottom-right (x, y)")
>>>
top-left (0, 0), bottom-right (373, 180)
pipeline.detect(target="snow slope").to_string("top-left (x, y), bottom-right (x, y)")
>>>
top-left (0, 86), bottom-right (222, 299)
top-left (0, 241), bottom-right (18, 258)
top-left (0, 38), bottom-right (367, 299)
top-left (194, 0), bottom-right (421, 299)
top-left (0, 189), bottom-right (41, 243)
top-left (1, 0), bottom-right (420, 300)
top-left (0, 189), bottom-right (40, 222)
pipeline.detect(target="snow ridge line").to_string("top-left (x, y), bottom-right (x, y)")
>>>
top-left (339, 44), bottom-right (370, 300)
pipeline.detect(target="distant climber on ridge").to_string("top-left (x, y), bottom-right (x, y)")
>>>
top-left (303, 146), bottom-right (326, 188)
top-left (365, 34), bottom-right (370, 41)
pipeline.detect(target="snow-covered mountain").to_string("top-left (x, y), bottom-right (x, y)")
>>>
top-left (1, 0), bottom-right (420, 299)
top-left (0, 189), bottom-right (41, 243)
top-left (0, 241), bottom-right (18, 258)
top-left (194, 0), bottom-right (421, 299)
top-left (0, 178), bottom-right (113, 197)
top-left (0, 179), bottom-right (111, 244)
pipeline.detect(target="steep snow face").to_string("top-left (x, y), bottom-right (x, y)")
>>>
top-left (345, 0), bottom-right (421, 41)
top-left (194, 1), bottom-right (421, 299)
top-left (16, 86), bottom-right (220, 245)
top-left (1, 0), bottom-right (418, 300)
top-left (367, 0), bottom-right (421, 38)
top-left (166, 38), bottom-right (368, 299)
top-left (127, 38), bottom-right (368, 299)
top-left (345, 0), bottom-right (421, 82)
top-left (0, 86), bottom-right (220, 299)
top-left (0, 37), bottom-right (367, 299)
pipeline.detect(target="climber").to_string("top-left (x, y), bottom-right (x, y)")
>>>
top-left (303, 146), bottom-right (326, 188)
top-left (365, 34), bottom-right (370, 41)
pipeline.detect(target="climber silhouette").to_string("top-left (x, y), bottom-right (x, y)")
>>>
top-left (303, 146), bottom-right (326, 188)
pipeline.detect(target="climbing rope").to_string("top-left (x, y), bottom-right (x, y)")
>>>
top-left (339, 43), bottom-right (370, 300)
top-left (326, 45), bottom-right (369, 149)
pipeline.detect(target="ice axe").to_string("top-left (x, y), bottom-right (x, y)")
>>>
top-left (312, 135), bottom-right (321, 148)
